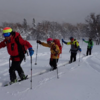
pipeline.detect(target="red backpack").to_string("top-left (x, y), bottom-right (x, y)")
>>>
top-left (53, 39), bottom-right (62, 54)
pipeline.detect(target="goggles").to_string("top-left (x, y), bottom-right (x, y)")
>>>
top-left (70, 38), bottom-right (74, 41)
top-left (47, 41), bottom-right (52, 44)
top-left (3, 33), bottom-right (11, 37)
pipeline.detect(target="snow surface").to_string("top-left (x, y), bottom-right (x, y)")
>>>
top-left (0, 40), bottom-right (100, 100)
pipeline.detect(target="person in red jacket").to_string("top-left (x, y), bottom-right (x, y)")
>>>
top-left (0, 27), bottom-right (34, 83)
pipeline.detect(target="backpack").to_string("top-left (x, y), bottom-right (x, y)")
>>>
top-left (15, 35), bottom-right (28, 55)
top-left (11, 32), bottom-right (28, 61)
top-left (53, 39), bottom-right (62, 54)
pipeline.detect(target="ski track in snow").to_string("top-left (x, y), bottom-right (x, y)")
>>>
top-left (0, 51), bottom-right (50, 87)
top-left (83, 53), bottom-right (100, 73)
top-left (0, 62), bottom-right (9, 66)
top-left (0, 60), bottom-right (79, 98)
top-left (33, 72), bottom-right (62, 90)
top-left (0, 53), bottom-right (84, 88)
top-left (1, 60), bottom-right (100, 99)
top-left (17, 59), bottom-right (83, 97)
top-left (0, 71), bottom-right (65, 99)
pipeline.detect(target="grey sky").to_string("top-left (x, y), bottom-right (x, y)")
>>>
top-left (0, 0), bottom-right (100, 25)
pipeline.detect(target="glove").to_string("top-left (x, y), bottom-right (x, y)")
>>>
top-left (91, 46), bottom-right (93, 49)
top-left (78, 48), bottom-right (82, 52)
top-left (62, 39), bottom-right (67, 44)
top-left (37, 40), bottom-right (41, 44)
top-left (82, 39), bottom-right (85, 41)
top-left (28, 47), bottom-right (34, 56)
top-left (55, 51), bottom-right (59, 56)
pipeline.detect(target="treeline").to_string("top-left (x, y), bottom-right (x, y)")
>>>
top-left (0, 13), bottom-right (100, 43)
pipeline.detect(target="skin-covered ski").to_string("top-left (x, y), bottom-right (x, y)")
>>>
top-left (4, 75), bottom-right (28, 86)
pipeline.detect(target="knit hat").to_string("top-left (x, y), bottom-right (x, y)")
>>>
top-left (3, 27), bottom-right (12, 33)
top-left (69, 37), bottom-right (74, 40)
top-left (47, 38), bottom-right (53, 43)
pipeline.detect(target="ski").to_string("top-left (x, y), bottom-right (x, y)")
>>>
top-left (27, 61), bottom-right (69, 79)
top-left (4, 75), bottom-right (28, 87)
top-left (18, 75), bottom-right (28, 82)
top-left (83, 54), bottom-right (86, 56)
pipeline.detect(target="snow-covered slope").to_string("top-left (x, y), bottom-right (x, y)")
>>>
top-left (0, 40), bottom-right (100, 100)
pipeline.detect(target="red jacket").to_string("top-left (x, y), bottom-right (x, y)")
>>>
top-left (0, 32), bottom-right (32, 61)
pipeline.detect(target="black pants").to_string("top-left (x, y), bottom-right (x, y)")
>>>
top-left (49, 58), bottom-right (58, 69)
top-left (69, 52), bottom-right (77, 63)
top-left (86, 48), bottom-right (92, 56)
top-left (9, 56), bottom-right (25, 82)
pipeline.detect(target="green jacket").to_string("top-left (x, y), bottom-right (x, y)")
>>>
top-left (83, 40), bottom-right (93, 49)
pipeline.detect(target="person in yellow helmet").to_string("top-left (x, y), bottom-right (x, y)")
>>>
top-left (0, 27), bottom-right (34, 84)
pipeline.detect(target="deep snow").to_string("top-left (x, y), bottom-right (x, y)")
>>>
top-left (0, 40), bottom-right (100, 100)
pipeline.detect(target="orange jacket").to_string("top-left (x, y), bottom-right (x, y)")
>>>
top-left (41, 42), bottom-right (60, 59)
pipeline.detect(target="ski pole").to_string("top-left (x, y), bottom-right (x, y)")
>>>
top-left (61, 40), bottom-right (63, 58)
top-left (30, 56), bottom-right (32, 89)
top-left (57, 64), bottom-right (59, 79)
top-left (78, 52), bottom-right (80, 66)
top-left (56, 57), bottom-right (59, 79)
top-left (62, 40), bottom-right (63, 48)
top-left (9, 58), bottom-right (10, 68)
top-left (81, 40), bottom-right (83, 50)
top-left (35, 43), bottom-right (38, 65)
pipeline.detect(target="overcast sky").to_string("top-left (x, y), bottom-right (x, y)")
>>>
top-left (0, 0), bottom-right (100, 25)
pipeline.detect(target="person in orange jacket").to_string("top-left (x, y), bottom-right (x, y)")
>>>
top-left (37, 38), bottom-right (60, 70)
top-left (0, 27), bottom-right (34, 83)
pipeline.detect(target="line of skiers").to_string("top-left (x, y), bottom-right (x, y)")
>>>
top-left (0, 27), bottom-right (94, 83)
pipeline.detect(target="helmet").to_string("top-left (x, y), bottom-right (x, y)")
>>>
top-left (47, 38), bottom-right (53, 43)
top-left (69, 37), bottom-right (74, 40)
top-left (3, 27), bottom-right (12, 33)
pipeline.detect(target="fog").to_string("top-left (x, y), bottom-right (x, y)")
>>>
top-left (0, 0), bottom-right (100, 25)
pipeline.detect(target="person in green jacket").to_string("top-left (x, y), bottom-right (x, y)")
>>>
top-left (82, 38), bottom-right (93, 56)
